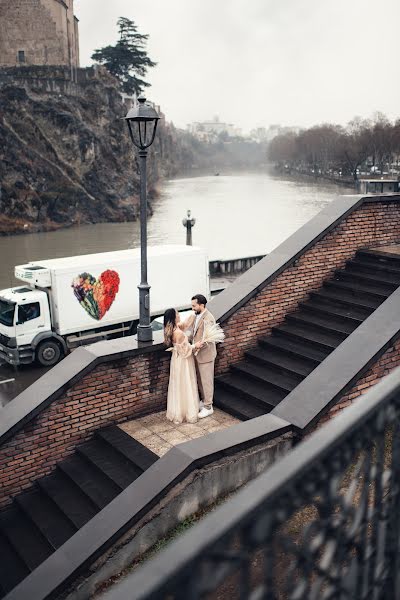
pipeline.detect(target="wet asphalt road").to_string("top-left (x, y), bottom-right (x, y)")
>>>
top-left (0, 361), bottom-right (48, 408)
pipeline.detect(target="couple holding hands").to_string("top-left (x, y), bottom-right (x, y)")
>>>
top-left (164, 294), bottom-right (223, 424)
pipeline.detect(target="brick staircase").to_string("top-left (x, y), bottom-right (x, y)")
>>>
top-left (0, 426), bottom-right (157, 598)
top-left (215, 249), bottom-right (400, 419)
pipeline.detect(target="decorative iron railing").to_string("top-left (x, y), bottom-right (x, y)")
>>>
top-left (104, 367), bottom-right (400, 600)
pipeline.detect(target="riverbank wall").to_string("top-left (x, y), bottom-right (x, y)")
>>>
top-left (274, 166), bottom-right (356, 188)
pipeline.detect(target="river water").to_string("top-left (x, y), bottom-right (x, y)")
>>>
top-left (0, 172), bottom-right (352, 290)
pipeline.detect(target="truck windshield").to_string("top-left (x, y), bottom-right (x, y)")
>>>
top-left (0, 299), bottom-right (15, 327)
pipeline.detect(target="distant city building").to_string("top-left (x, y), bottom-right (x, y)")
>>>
top-left (0, 0), bottom-right (79, 74)
top-left (120, 92), bottom-right (138, 111)
top-left (249, 127), bottom-right (269, 143)
top-left (188, 116), bottom-right (242, 140)
top-left (264, 124), bottom-right (301, 142)
top-left (248, 124), bottom-right (301, 143)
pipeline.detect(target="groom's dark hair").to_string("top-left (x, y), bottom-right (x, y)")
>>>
top-left (192, 294), bottom-right (207, 306)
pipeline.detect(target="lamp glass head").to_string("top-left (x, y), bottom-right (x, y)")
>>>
top-left (125, 96), bottom-right (160, 150)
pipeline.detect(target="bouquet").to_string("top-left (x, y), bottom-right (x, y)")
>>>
top-left (194, 321), bottom-right (225, 356)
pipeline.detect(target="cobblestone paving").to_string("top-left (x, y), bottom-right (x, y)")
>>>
top-left (119, 408), bottom-right (240, 456)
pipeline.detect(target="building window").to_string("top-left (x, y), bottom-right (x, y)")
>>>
top-left (18, 50), bottom-right (25, 63)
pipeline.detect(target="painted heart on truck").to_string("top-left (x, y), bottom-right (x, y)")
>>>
top-left (72, 270), bottom-right (120, 321)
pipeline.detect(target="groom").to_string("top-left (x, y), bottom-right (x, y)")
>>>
top-left (179, 293), bottom-right (217, 419)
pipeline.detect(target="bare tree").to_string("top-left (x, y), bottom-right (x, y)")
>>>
top-left (267, 113), bottom-right (399, 181)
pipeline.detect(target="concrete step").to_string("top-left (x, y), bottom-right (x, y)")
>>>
top-left (286, 311), bottom-right (357, 336)
top-left (273, 323), bottom-right (341, 353)
top-left (216, 372), bottom-right (286, 411)
top-left (324, 280), bottom-right (390, 302)
top-left (231, 361), bottom-right (301, 393)
top-left (213, 387), bottom-right (267, 420)
top-left (335, 269), bottom-right (399, 291)
top-left (300, 299), bottom-right (369, 324)
top-left (310, 289), bottom-right (379, 311)
top-left (258, 334), bottom-right (328, 364)
top-left (245, 346), bottom-right (314, 378)
top-left (346, 260), bottom-right (400, 283)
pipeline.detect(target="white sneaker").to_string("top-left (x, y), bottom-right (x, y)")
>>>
top-left (198, 406), bottom-right (214, 419)
top-left (199, 401), bottom-right (204, 409)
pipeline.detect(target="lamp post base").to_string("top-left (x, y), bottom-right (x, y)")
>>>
top-left (137, 324), bottom-right (153, 342)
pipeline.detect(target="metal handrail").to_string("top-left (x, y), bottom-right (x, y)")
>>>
top-left (104, 366), bottom-right (400, 600)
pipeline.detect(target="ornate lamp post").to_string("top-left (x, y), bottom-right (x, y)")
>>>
top-left (182, 209), bottom-right (196, 245)
top-left (125, 96), bottom-right (160, 342)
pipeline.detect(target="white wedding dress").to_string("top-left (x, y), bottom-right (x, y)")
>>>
top-left (166, 335), bottom-right (199, 424)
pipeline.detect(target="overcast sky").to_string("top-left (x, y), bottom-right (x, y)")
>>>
top-left (74, 0), bottom-right (400, 133)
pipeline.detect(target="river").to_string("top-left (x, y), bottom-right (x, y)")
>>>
top-left (0, 172), bottom-right (352, 290)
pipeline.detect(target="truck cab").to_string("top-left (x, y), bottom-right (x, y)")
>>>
top-left (0, 287), bottom-right (53, 366)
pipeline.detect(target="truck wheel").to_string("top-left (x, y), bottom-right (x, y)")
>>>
top-left (36, 340), bottom-right (62, 367)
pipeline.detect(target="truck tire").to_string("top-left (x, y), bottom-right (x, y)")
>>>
top-left (36, 340), bottom-right (62, 367)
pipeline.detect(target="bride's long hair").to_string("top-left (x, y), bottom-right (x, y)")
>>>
top-left (164, 308), bottom-right (177, 347)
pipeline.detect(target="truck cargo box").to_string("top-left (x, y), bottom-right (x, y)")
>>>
top-left (15, 245), bottom-right (209, 336)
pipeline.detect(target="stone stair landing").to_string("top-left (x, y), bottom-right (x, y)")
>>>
top-left (119, 409), bottom-right (240, 456)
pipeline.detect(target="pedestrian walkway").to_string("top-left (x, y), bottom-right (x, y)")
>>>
top-left (119, 408), bottom-right (240, 456)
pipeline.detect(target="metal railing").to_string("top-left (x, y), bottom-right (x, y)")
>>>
top-left (104, 367), bottom-right (400, 600)
top-left (209, 254), bottom-right (265, 275)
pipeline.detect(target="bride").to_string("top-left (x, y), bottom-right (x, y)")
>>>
top-left (164, 308), bottom-right (202, 424)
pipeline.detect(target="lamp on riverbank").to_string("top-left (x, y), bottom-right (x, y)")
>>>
top-left (125, 96), bottom-right (160, 342)
top-left (182, 210), bottom-right (196, 245)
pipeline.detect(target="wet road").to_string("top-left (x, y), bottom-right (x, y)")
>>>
top-left (0, 361), bottom-right (48, 407)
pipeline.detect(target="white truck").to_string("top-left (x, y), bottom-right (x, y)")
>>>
top-left (0, 245), bottom-right (209, 367)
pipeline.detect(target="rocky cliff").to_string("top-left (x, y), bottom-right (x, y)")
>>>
top-left (0, 68), bottom-right (174, 235)
top-left (0, 67), bottom-right (267, 235)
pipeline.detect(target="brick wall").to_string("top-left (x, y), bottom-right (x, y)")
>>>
top-left (1, 199), bottom-right (400, 508)
top-left (215, 201), bottom-right (400, 373)
top-left (0, 352), bottom-right (170, 508)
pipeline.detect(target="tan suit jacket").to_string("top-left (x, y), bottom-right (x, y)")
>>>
top-left (182, 308), bottom-right (217, 364)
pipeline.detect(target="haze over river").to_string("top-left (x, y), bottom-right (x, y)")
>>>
top-left (0, 172), bottom-right (352, 290)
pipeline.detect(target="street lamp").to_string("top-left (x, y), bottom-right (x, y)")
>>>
top-left (125, 96), bottom-right (160, 342)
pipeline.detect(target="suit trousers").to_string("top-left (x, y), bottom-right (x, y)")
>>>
top-left (195, 359), bottom-right (215, 408)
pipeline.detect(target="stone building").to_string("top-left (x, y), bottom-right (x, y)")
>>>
top-left (187, 116), bottom-right (242, 141)
top-left (0, 0), bottom-right (79, 74)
